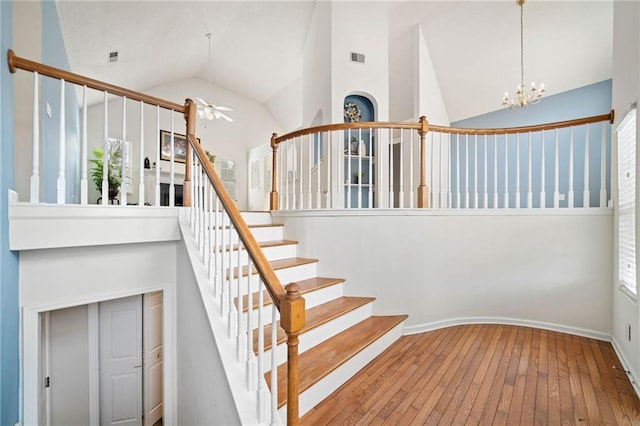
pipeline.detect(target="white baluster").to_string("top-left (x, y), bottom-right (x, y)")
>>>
top-left (270, 308), bottom-right (279, 426)
top-left (155, 106), bottom-right (160, 207)
top-left (307, 135), bottom-right (313, 209)
top-left (189, 145), bottom-right (195, 229)
top-left (246, 264), bottom-right (256, 390)
top-left (493, 134), bottom-right (498, 209)
top-left (439, 132), bottom-right (445, 209)
top-left (358, 129), bottom-right (363, 209)
top-left (296, 138), bottom-right (301, 209)
top-left (399, 130), bottom-right (404, 208)
top-left (540, 130), bottom-right (546, 208)
top-left (456, 134), bottom-right (461, 208)
top-left (326, 131), bottom-right (332, 208)
top-left (102, 91), bottom-right (109, 205)
top-left (446, 134), bottom-right (452, 209)
top-left (389, 129), bottom-right (394, 208)
top-left (464, 134), bottom-right (469, 208)
top-left (213, 197), bottom-right (221, 293)
top-left (368, 130), bottom-right (373, 208)
top-left (169, 113), bottom-right (175, 207)
top-left (57, 79), bottom-right (66, 204)
top-left (553, 129), bottom-right (560, 208)
top-left (228, 225), bottom-right (237, 337)
top-left (138, 101), bottom-right (145, 206)
top-left (472, 134), bottom-right (477, 208)
top-left (567, 126), bottom-right (575, 208)
top-left (515, 133), bottom-right (521, 209)
top-left (600, 122), bottom-right (607, 207)
top-left (257, 280), bottom-right (268, 422)
top-left (503, 134), bottom-right (509, 208)
top-left (237, 242), bottom-right (246, 363)
top-left (80, 85), bottom-right (88, 204)
top-left (429, 132), bottom-right (434, 208)
top-left (347, 129), bottom-right (352, 209)
top-left (527, 132), bottom-right (533, 208)
top-left (316, 133), bottom-right (321, 208)
top-left (583, 123), bottom-right (590, 207)
top-left (204, 180), bottom-right (211, 278)
top-left (410, 130), bottom-right (415, 208)
top-left (120, 97), bottom-right (127, 206)
top-left (483, 134), bottom-right (488, 208)
top-left (31, 72), bottom-right (40, 203)
top-left (220, 211), bottom-right (228, 315)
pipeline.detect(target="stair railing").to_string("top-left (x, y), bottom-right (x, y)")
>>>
top-left (9, 49), bottom-right (304, 425)
top-left (185, 100), bottom-right (305, 424)
top-left (270, 111), bottom-right (614, 210)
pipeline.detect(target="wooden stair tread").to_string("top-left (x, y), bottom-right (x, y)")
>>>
top-left (252, 296), bottom-right (376, 353)
top-left (229, 257), bottom-right (318, 279)
top-left (240, 277), bottom-right (345, 312)
top-left (216, 239), bottom-right (298, 252)
top-left (266, 315), bottom-right (408, 408)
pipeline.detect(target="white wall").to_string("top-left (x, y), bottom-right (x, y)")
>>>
top-left (416, 24), bottom-right (449, 126)
top-left (330, 3), bottom-right (390, 123)
top-left (175, 239), bottom-right (240, 425)
top-left (266, 77), bottom-right (303, 133)
top-left (611, 0), bottom-right (640, 389)
top-left (389, 23), bottom-right (414, 122)
top-left (12, 0), bottom-right (41, 201)
top-left (85, 77), bottom-right (282, 210)
top-left (274, 210), bottom-right (613, 339)
top-left (50, 304), bottom-right (89, 426)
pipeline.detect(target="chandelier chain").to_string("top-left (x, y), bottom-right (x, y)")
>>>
top-left (520, 1), bottom-right (524, 87)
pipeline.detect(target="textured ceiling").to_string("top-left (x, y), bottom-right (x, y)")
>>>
top-left (55, 0), bottom-right (613, 123)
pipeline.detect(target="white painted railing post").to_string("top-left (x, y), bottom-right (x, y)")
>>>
top-left (455, 135), bottom-right (460, 208)
top-left (483, 135), bottom-right (488, 208)
top-left (540, 130), bottom-right (546, 208)
top-left (80, 86), bottom-right (88, 205)
top-left (399, 130), bottom-right (405, 208)
top-left (30, 72), bottom-right (40, 203)
top-left (515, 133), bottom-right (521, 209)
top-left (368, 130), bottom-right (373, 208)
top-left (465, 135), bottom-right (469, 208)
top-left (102, 91), bottom-right (109, 205)
top-left (527, 132), bottom-right (533, 208)
top-left (270, 308), bottom-right (279, 426)
top-left (600, 122), bottom-right (607, 207)
top-left (410, 131), bottom-right (415, 208)
top-left (473, 134), bottom-right (478, 208)
top-left (583, 123), bottom-right (590, 207)
top-left (257, 280), bottom-right (268, 422)
top-left (553, 129), bottom-right (560, 208)
top-left (120, 97), bottom-right (128, 206)
top-left (138, 101), bottom-right (145, 206)
top-left (169, 113), bottom-right (175, 207)
top-left (503, 134), bottom-right (509, 208)
top-left (493, 135), bottom-right (498, 209)
top-left (568, 126), bottom-right (574, 208)
top-left (154, 106), bottom-right (160, 207)
top-left (57, 79), bottom-right (66, 204)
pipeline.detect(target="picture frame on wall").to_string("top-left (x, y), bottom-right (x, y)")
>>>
top-left (159, 130), bottom-right (199, 163)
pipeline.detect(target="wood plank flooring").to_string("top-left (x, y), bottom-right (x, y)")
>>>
top-left (301, 324), bottom-right (640, 425)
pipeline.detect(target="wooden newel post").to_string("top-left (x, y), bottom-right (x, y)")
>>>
top-left (183, 98), bottom-right (197, 207)
top-left (281, 283), bottom-right (305, 425)
top-left (417, 115), bottom-right (429, 208)
top-left (270, 133), bottom-right (279, 211)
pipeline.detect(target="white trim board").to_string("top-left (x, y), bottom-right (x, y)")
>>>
top-left (403, 316), bottom-right (611, 342)
top-left (611, 337), bottom-right (640, 400)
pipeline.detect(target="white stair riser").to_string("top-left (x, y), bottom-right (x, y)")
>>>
top-left (240, 212), bottom-right (273, 226)
top-left (275, 263), bottom-right (317, 284)
top-left (279, 321), bottom-right (406, 422)
top-left (261, 303), bottom-right (374, 372)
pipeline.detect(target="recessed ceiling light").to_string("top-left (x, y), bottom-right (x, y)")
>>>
top-left (108, 51), bottom-right (118, 63)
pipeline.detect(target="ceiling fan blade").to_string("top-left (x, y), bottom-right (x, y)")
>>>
top-left (217, 111), bottom-right (234, 122)
top-left (213, 105), bottom-right (234, 112)
top-left (194, 97), bottom-right (209, 107)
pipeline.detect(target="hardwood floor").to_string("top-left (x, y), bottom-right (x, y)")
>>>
top-left (301, 324), bottom-right (640, 425)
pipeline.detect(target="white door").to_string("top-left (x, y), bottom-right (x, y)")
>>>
top-left (143, 292), bottom-right (163, 426)
top-left (100, 295), bottom-right (143, 426)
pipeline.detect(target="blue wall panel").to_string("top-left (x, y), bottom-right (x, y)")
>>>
top-left (450, 80), bottom-right (612, 208)
top-left (0, 1), bottom-right (20, 425)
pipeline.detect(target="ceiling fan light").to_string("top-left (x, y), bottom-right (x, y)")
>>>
top-left (205, 111), bottom-right (215, 120)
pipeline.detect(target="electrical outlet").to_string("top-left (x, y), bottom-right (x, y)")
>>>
top-left (46, 102), bottom-right (52, 119)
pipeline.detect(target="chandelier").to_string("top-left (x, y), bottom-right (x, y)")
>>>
top-left (502, 0), bottom-right (545, 109)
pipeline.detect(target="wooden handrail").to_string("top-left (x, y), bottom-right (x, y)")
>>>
top-left (187, 129), bottom-right (286, 306)
top-left (7, 49), bottom-right (185, 112)
top-left (275, 121), bottom-right (420, 144)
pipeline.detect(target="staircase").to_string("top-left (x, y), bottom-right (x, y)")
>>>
top-left (239, 211), bottom-right (408, 421)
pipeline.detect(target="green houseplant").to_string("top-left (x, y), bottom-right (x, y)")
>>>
top-left (89, 146), bottom-right (121, 199)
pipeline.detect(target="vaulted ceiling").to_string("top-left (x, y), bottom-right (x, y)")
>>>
top-left (55, 0), bottom-right (613, 124)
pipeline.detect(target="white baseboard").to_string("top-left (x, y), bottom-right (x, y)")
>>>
top-left (611, 337), bottom-right (640, 400)
top-left (403, 316), bottom-right (610, 342)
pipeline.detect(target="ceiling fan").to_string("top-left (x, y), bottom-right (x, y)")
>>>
top-left (197, 33), bottom-right (234, 122)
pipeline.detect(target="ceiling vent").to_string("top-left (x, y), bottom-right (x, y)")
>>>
top-left (108, 51), bottom-right (119, 63)
top-left (350, 52), bottom-right (365, 64)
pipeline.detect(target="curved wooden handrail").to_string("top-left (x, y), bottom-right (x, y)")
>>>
top-left (273, 110), bottom-right (614, 145)
top-left (186, 128), bottom-right (286, 307)
top-left (7, 49), bottom-right (185, 112)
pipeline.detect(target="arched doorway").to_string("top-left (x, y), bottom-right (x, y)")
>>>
top-left (343, 95), bottom-right (376, 208)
